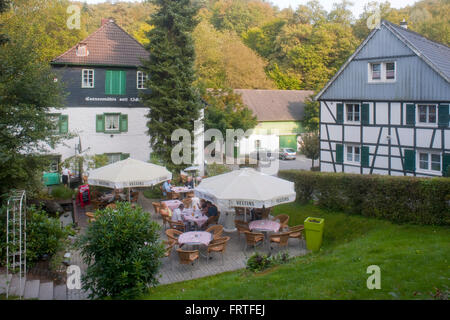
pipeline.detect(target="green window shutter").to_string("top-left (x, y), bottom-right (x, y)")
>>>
top-left (96, 114), bottom-right (105, 132)
top-left (105, 70), bottom-right (113, 95)
top-left (105, 71), bottom-right (126, 95)
top-left (361, 146), bottom-right (369, 167)
top-left (59, 115), bottom-right (68, 134)
top-left (443, 153), bottom-right (450, 177)
top-left (336, 103), bottom-right (343, 124)
top-left (119, 71), bottom-right (126, 95)
top-left (120, 153), bottom-right (130, 160)
top-left (120, 114), bottom-right (128, 132)
top-left (361, 103), bottom-right (370, 125)
top-left (404, 149), bottom-right (415, 171)
top-left (438, 104), bottom-right (449, 127)
top-left (336, 144), bottom-right (343, 164)
top-left (406, 104), bottom-right (415, 125)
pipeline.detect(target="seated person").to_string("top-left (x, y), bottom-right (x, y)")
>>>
top-left (206, 201), bottom-right (218, 218)
top-left (160, 202), bottom-right (173, 217)
top-left (200, 199), bottom-right (208, 214)
top-left (172, 204), bottom-right (184, 222)
top-left (185, 176), bottom-right (194, 189)
top-left (161, 179), bottom-right (172, 197)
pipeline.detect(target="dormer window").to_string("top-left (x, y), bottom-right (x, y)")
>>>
top-left (76, 44), bottom-right (89, 57)
top-left (369, 62), bottom-right (396, 82)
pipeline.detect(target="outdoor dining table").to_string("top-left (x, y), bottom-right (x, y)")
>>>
top-left (162, 200), bottom-right (183, 210)
top-left (171, 186), bottom-right (193, 199)
top-left (181, 209), bottom-right (208, 230)
top-left (249, 219), bottom-right (281, 249)
top-left (178, 231), bottom-right (212, 257)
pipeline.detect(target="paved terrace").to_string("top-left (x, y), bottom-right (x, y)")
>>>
top-left (69, 193), bottom-right (308, 298)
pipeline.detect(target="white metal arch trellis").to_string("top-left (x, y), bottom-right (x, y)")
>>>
top-left (6, 190), bottom-right (26, 299)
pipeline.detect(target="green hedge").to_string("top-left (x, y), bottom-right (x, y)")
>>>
top-left (278, 170), bottom-right (450, 225)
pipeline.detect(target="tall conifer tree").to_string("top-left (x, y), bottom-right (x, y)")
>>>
top-left (140, 0), bottom-right (202, 169)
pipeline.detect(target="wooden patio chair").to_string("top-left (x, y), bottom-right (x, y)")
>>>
top-left (176, 248), bottom-right (200, 276)
top-left (206, 236), bottom-right (230, 265)
top-left (169, 220), bottom-right (186, 232)
top-left (168, 191), bottom-right (180, 200)
top-left (204, 212), bottom-right (220, 228)
top-left (163, 240), bottom-right (176, 270)
top-left (273, 214), bottom-right (289, 231)
top-left (165, 229), bottom-right (183, 247)
top-left (205, 225), bottom-right (223, 240)
top-left (270, 232), bottom-right (291, 252)
top-left (244, 231), bottom-right (264, 253)
top-left (85, 212), bottom-right (96, 223)
top-left (288, 225), bottom-right (305, 248)
top-left (234, 220), bottom-right (250, 239)
top-left (130, 191), bottom-right (139, 203)
top-left (106, 203), bottom-right (117, 210)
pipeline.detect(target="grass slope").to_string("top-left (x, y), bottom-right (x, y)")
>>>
top-left (143, 203), bottom-right (450, 300)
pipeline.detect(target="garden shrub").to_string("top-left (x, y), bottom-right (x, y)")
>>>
top-left (278, 170), bottom-right (450, 225)
top-left (26, 206), bottom-right (74, 267)
top-left (246, 252), bottom-right (290, 272)
top-left (0, 205), bottom-right (73, 268)
top-left (77, 202), bottom-right (164, 299)
top-left (50, 185), bottom-right (75, 200)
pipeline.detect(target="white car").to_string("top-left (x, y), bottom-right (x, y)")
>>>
top-left (279, 148), bottom-right (297, 160)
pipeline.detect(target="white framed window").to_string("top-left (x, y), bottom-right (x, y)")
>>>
top-left (417, 104), bottom-right (437, 124)
top-left (137, 71), bottom-right (148, 89)
top-left (105, 114), bottom-right (120, 132)
top-left (418, 151), bottom-right (441, 172)
top-left (346, 145), bottom-right (360, 163)
top-left (346, 104), bottom-right (360, 122)
top-left (82, 69), bottom-right (94, 88)
top-left (368, 62), bottom-right (396, 82)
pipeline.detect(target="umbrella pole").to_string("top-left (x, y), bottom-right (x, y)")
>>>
top-left (244, 208), bottom-right (247, 222)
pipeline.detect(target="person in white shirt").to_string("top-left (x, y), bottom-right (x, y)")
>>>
top-left (61, 167), bottom-right (71, 187)
top-left (172, 204), bottom-right (184, 222)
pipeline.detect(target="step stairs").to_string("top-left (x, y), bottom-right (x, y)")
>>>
top-left (0, 273), bottom-right (73, 300)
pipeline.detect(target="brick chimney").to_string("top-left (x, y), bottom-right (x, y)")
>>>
top-left (400, 19), bottom-right (408, 29)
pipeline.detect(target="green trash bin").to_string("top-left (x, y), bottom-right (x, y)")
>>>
top-left (43, 172), bottom-right (61, 186)
top-left (304, 217), bottom-right (325, 252)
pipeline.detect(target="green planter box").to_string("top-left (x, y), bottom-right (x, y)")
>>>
top-left (304, 217), bottom-right (324, 252)
top-left (43, 172), bottom-right (60, 186)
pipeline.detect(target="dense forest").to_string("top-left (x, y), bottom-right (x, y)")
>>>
top-left (1, 0), bottom-right (448, 92)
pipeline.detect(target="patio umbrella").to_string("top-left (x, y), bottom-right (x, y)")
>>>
top-left (87, 158), bottom-right (172, 201)
top-left (194, 168), bottom-right (296, 226)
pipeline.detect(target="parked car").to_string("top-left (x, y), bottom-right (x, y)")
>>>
top-left (249, 149), bottom-right (276, 162)
top-left (279, 148), bottom-right (297, 160)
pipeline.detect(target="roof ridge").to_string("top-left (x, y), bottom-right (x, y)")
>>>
top-left (382, 19), bottom-right (450, 50)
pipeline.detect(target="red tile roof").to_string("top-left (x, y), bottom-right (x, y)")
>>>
top-left (234, 89), bottom-right (314, 122)
top-left (51, 20), bottom-right (149, 67)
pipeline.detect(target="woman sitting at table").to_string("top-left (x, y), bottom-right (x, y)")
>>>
top-left (200, 199), bottom-right (208, 214)
top-left (160, 202), bottom-right (173, 218)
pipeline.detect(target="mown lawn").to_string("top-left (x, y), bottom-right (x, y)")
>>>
top-left (142, 203), bottom-right (450, 300)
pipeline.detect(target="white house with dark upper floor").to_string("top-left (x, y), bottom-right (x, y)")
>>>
top-left (316, 20), bottom-right (450, 177)
top-left (45, 19), bottom-right (204, 178)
